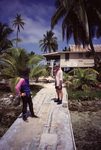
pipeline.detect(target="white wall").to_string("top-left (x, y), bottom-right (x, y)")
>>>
top-left (60, 53), bottom-right (95, 68)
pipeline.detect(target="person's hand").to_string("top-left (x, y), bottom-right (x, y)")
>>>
top-left (21, 92), bottom-right (26, 97)
top-left (53, 76), bottom-right (55, 79)
top-left (58, 85), bottom-right (61, 89)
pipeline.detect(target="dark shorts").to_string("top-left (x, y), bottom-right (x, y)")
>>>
top-left (55, 85), bottom-right (62, 90)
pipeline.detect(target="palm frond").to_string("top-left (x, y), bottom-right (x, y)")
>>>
top-left (84, 68), bottom-right (99, 75)
top-left (11, 38), bottom-right (23, 44)
top-left (82, 84), bottom-right (90, 92)
top-left (2, 59), bottom-right (16, 68)
top-left (73, 79), bottom-right (81, 88)
top-left (51, 5), bottom-right (66, 29)
top-left (27, 55), bottom-right (44, 67)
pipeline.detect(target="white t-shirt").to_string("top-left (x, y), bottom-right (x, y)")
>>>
top-left (55, 68), bottom-right (63, 86)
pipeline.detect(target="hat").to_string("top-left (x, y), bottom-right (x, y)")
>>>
top-left (22, 68), bottom-right (30, 76)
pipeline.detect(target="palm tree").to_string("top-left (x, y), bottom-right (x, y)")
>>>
top-left (12, 14), bottom-right (25, 47)
top-left (39, 30), bottom-right (58, 53)
top-left (66, 68), bottom-right (99, 91)
top-left (0, 47), bottom-right (45, 92)
top-left (0, 22), bottom-right (13, 54)
top-left (51, 0), bottom-right (101, 68)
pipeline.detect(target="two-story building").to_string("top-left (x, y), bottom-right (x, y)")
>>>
top-left (43, 45), bottom-right (101, 75)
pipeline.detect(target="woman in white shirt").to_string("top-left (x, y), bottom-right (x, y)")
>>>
top-left (54, 64), bottom-right (63, 104)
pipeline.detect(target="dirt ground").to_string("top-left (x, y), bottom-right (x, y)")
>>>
top-left (68, 100), bottom-right (101, 150)
top-left (0, 103), bottom-right (22, 138)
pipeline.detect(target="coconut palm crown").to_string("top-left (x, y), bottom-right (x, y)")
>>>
top-left (51, 0), bottom-right (101, 68)
top-left (0, 22), bottom-right (13, 54)
top-left (12, 14), bottom-right (25, 47)
top-left (39, 30), bottom-right (58, 53)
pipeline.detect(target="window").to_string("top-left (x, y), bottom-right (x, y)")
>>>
top-left (65, 54), bottom-right (69, 60)
top-left (79, 53), bottom-right (83, 59)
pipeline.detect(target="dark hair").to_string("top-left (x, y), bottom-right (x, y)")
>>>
top-left (22, 68), bottom-right (30, 76)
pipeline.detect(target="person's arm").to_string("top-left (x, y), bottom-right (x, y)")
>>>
top-left (15, 78), bottom-right (25, 95)
top-left (59, 70), bottom-right (63, 85)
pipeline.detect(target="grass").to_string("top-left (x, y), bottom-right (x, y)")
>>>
top-left (66, 88), bottom-right (101, 100)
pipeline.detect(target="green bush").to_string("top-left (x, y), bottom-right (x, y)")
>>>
top-left (66, 88), bottom-right (101, 100)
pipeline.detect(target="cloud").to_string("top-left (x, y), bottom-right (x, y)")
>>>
top-left (93, 38), bottom-right (97, 40)
top-left (0, 0), bottom-right (63, 48)
top-left (18, 16), bottom-right (62, 44)
top-left (0, 0), bottom-right (62, 45)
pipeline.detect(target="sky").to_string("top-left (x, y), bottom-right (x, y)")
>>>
top-left (0, 0), bottom-right (101, 55)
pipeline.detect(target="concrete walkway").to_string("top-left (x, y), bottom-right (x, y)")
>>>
top-left (0, 81), bottom-right (76, 150)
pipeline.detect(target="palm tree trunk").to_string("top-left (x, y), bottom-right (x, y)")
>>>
top-left (84, 1), bottom-right (97, 70)
top-left (16, 29), bottom-right (18, 47)
top-left (89, 34), bottom-right (97, 70)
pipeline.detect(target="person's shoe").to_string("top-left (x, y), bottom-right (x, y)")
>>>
top-left (31, 114), bottom-right (38, 118)
top-left (57, 100), bottom-right (62, 105)
top-left (55, 98), bottom-right (59, 102)
top-left (23, 115), bottom-right (27, 121)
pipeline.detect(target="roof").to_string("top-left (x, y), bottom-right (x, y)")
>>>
top-left (43, 45), bottom-right (101, 60)
top-left (43, 52), bottom-right (60, 60)
top-left (70, 45), bottom-right (101, 52)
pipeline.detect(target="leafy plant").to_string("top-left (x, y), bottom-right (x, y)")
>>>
top-left (65, 68), bottom-right (99, 92)
top-left (0, 22), bottom-right (13, 54)
top-left (0, 47), bottom-right (47, 92)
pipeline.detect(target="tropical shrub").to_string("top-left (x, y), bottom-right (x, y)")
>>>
top-left (0, 47), bottom-right (48, 92)
top-left (65, 68), bottom-right (99, 92)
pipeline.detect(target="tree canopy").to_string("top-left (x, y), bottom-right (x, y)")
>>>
top-left (39, 30), bottom-right (58, 53)
top-left (12, 14), bottom-right (26, 47)
top-left (0, 22), bottom-right (13, 54)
